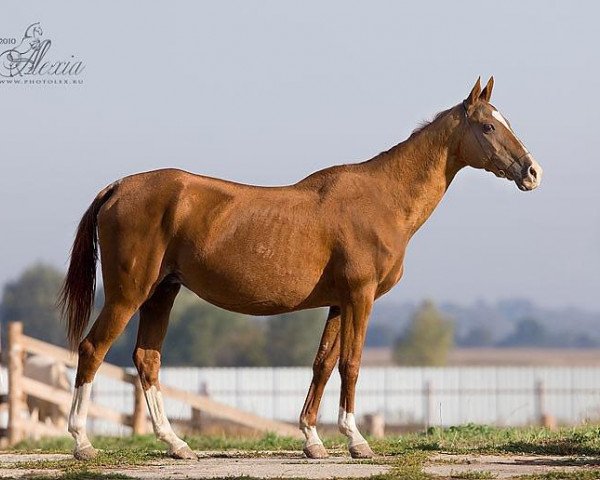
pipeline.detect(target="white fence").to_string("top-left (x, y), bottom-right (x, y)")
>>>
top-left (4, 366), bottom-right (600, 435)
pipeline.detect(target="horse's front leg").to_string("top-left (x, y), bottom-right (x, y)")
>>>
top-left (299, 306), bottom-right (341, 458)
top-left (338, 287), bottom-right (375, 458)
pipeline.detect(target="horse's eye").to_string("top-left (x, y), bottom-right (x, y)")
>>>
top-left (483, 123), bottom-right (495, 134)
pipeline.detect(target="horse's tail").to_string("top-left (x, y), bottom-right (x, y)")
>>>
top-left (59, 183), bottom-right (117, 351)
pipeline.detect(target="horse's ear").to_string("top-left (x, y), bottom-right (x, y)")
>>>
top-left (465, 77), bottom-right (482, 112)
top-left (479, 76), bottom-right (494, 102)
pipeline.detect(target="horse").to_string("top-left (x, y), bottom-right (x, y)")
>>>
top-left (60, 77), bottom-right (542, 460)
top-left (24, 355), bottom-right (71, 429)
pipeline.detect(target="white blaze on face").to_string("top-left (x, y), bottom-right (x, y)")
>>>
top-left (338, 407), bottom-right (368, 448)
top-left (491, 108), bottom-right (542, 189)
top-left (68, 383), bottom-right (93, 451)
top-left (491, 109), bottom-right (527, 150)
top-left (491, 109), bottom-right (511, 130)
top-left (144, 385), bottom-right (188, 453)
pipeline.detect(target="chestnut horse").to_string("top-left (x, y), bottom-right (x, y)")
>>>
top-left (60, 77), bottom-right (542, 460)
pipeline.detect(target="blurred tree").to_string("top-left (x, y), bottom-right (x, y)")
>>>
top-left (458, 324), bottom-right (494, 347)
top-left (497, 317), bottom-right (549, 347)
top-left (0, 263), bottom-right (66, 347)
top-left (392, 300), bottom-right (454, 366)
top-left (366, 324), bottom-right (397, 347)
top-left (104, 288), bottom-right (325, 367)
top-left (162, 293), bottom-right (267, 367)
top-left (265, 309), bottom-right (326, 366)
top-left (103, 287), bottom-right (199, 365)
top-left (104, 315), bottom-right (138, 365)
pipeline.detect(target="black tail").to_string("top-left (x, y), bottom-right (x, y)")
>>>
top-left (58, 184), bottom-right (116, 350)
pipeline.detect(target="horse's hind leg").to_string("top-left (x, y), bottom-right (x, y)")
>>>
top-left (69, 299), bottom-right (140, 460)
top-left (299, 306), bottom-right (341, 459)
top-left (132, 281), bottom-right (196, 460)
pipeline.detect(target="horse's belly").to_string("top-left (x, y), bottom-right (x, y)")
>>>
top-left (172, 189), bottom-right (335, 313)
top-left (187, 266), bottom-right (327, 315)
top-left (178, 225), bottom-right (332, 314)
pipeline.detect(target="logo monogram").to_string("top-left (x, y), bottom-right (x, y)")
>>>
top-left (0, 23), bottom-right (85, 79)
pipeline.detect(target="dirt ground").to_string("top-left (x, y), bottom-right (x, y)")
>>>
top-left (0, 451), bottom-right (390, 479)
top-left (2, 451), bottom-right (600, 479)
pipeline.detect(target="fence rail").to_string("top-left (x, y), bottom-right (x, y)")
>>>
top-left (2, 322), bottom-right (600, 439)
top-left (2, 322), bottom-right (301, 445)
top-left (48, 364), bottom-right (600, 437)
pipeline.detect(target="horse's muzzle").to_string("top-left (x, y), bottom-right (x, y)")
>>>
top-left (516, 155), bottom-right (542, 191)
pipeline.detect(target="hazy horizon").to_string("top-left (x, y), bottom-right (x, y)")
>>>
top-left (1, 2), bottom-right (598, 311)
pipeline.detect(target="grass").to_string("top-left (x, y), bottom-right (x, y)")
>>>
top-left (517, 472), bottom-right (600, 480)
top-left (15, 424), bottom-right (600, 456)
top-left (6, 424), bottom-right (600, 479)
top-left (450, 471), bottom-right (497, 479)
top-left (345, 423), bottom-right (600, 459)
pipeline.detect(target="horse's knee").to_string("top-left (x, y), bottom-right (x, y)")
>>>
top-left (339, 359), bottom-right (360, 382)
top-left (313, 353), bottom-right (336, 375)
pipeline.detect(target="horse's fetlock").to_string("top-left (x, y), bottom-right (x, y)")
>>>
top-left (338, 419), bottom-right (351, 436)
top-left (299, 415), bottom-right (311, 429)
top-left (68, 418), bottom-right (84, 435)
top-left (153, 422), bottom-right (173, 441)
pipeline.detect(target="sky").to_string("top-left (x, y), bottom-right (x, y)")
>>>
top-left (0, 1), bottom-right (598, 311)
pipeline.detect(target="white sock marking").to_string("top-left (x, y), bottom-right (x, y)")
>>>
top-left (145, 385), bottom-right (187, 453)
top-left (301, 425), bottom-right (324, 448)
top-left (338, 407), bottom-right (367, 448)
top-left (68, 383), bottom-right (93, 451)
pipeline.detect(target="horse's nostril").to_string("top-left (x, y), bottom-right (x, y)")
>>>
top-left (528, 166), bottom-right (537, 179)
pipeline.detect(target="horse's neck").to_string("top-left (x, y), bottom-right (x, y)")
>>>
top-left (367, 107), bottom-right (464, 236)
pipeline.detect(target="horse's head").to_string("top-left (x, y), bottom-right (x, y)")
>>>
top-left (459, 77), bottom-right (542, 191)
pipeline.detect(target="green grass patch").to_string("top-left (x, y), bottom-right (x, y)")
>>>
top-left (418, 423), bottom-right (600, 455)
top-left (15, 424), bottom-right (600, 457)
top-left (516, 471), bottom-right (600, 480)
top-left (7, 424), bottom-right (600, 479)
top-left (450, 470), bottom-right (497, 479)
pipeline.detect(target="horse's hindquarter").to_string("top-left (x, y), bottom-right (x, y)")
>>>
top-left (173, 178), bottom-right (335, 314)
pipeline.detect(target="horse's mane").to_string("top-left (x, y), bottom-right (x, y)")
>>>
top-left (411, 107), bottom-right (454, 136)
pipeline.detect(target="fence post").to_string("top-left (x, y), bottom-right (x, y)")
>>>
top-left (132, 378), bottom-right (147, 435)
top-left (363, 413), bottom-right (385, 438)
top-left (534, 379), bottom-right (545, 423)
top-left (534, 379), bottom-right (556, 429)
top-left (423, 380), bottom-right (434, 429)
top-left (8, 322), bottom-right (24, 445)
top-left (191, 382), bottom-right (209, 432)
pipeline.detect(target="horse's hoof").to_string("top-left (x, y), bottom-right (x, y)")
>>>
top-left (74, 446), bottom-right (98, 461)
top-left (170, 445), bottom-right (197, 460)
top-left (349, 442), bottom-right (375, 459)
top-left (303, 443), bottom-right (329, 459)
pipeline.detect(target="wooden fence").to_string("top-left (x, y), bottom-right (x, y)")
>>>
top-left (5, 322), bottom-right (302, 445)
